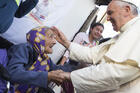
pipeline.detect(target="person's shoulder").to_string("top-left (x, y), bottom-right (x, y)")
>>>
top-left (9, 43), bottom-right (33, 52)
top-left (135, 17), bottom-right (140, 24)
top-left (76, 32), bottom-right (87, 37)
top-left (10, 43), bottom-right (30, 48)
top-left (77, 32), bottom-right (86, 35)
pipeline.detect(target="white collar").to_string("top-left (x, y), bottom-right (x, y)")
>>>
top-left (120, 17), bottom-right (140, 32)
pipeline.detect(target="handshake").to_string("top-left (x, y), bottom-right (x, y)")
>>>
top-left (48, 70), bottom-right (71, 86)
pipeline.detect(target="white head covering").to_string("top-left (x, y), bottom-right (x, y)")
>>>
top-left (120, 0), bottom-right (139, 7)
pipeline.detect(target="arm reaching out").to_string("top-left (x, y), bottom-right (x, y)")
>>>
top-left (51, 26), bottom-right (71, 48)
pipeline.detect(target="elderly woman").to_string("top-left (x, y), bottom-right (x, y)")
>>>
top-left (6, 26), bottom-right (76, 93)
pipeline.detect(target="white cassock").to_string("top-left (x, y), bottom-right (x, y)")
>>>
top-left (68, 17), bottom-right (140, 93)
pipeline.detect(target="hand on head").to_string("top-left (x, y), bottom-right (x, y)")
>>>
top-left (51, 26), bottom-right (71, 49)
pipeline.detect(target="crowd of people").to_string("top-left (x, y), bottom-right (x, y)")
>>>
top-left (0, 0), bottom-right (140, 93)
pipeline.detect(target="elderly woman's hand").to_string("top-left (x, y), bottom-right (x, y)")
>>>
top-left (59, 72), bottom-right (71, 81)
top-left (51, 26), bottom-right (71, 49)
top-left (48, 70), bottom-right (68, 85)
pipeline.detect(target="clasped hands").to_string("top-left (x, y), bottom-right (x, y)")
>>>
top-left (48, 70), bottom-right (71, 86)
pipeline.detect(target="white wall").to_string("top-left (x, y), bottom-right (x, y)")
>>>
top-left (49, 0), bottom-right (96, 63)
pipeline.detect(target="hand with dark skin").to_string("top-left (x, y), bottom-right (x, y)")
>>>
top-left (59, 72), bottom-right (71, 81)
top-left (48, 70), bottom-right (71, 86)
top-left (48, 70), bottom-right (67, 85)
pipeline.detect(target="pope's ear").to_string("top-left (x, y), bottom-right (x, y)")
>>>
top-left (124, 5), bottom-right (131, 15)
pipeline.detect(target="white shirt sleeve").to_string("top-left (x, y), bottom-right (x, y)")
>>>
top-left (71, 62), bottom-right (140, 93)
top-left (69, 42), bottom-right (100, 64)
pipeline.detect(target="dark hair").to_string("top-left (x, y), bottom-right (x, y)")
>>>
top-left (90, 22), bottom-right (104, 29)
top-left (89, 22), bottom-right (104, 34)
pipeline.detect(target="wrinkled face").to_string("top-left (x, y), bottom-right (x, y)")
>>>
top-left (107, 1), bottom-right (126, 31)
top-left (44, 29), bottom-right (56, 54)
top-left (90, 25), bottom-right (104, 39)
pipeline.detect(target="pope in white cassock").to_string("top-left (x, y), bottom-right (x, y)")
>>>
top-left (51, 0), bottom-right (140, 93)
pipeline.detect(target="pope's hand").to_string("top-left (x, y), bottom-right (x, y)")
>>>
top-left (51, 26), bottom-right (71, 49)
top-left (48, 70), bottom-right (66, 85)
top-left (59, 72), bottom-right (71, 81)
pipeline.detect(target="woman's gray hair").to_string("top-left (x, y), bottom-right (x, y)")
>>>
top-left (115, 0), bottom-right (138, 16)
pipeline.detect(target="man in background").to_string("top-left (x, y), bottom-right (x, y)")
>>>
top-left (60, 22), bottom-right (104, 65)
